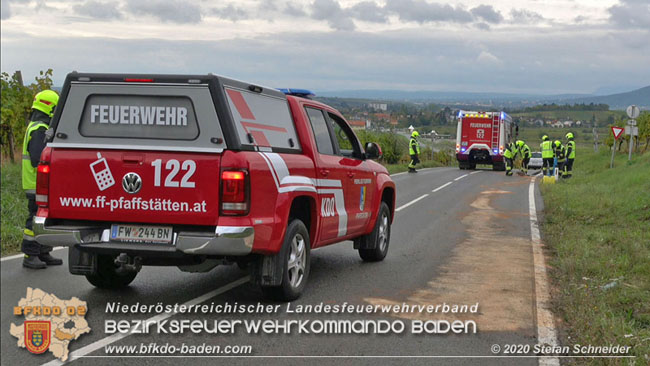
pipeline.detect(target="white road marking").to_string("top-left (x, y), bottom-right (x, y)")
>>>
top-left (528, 177), bottom-right (560, 366)
top-left (431, 182), bottom-right (453, 193)
top-left (454, 174), bottom-right (469, 181)
top-left (1, 246), bottom-right (65, 262)
top-left (390, 172), bottom-right (407, 177)
top-left (469, 171), bottom-right (481, 175)
top-left (40, 276), bottom-right (251, 366)
top-left (395, 194), bottom-right (429, 212)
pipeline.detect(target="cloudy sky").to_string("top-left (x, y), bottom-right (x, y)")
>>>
top-left (1, 0), bottom-right (649, 94)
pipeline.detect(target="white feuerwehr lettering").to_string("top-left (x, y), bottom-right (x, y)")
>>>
top-left (90, 105), bottom-right (188, 126)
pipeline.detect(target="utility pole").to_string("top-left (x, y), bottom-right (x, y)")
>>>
top-left (592, 127), bottom-right (599, 152)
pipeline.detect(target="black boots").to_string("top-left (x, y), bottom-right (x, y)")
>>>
top-left (23, 255), bottom-right (46, 269)
top-left (39, 253), bottom-right (63, 265)
top-left (408, 168), bottom-right (417, 173)
top-left (22, 253), bottom-right (63, 269)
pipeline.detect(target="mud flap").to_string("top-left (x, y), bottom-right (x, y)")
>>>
top-left (68, 246), bottom-right (97, 275)
top-left (353, 235), bottom-right (375, 250)
top-left (252, 251), bottom-right (284, 287)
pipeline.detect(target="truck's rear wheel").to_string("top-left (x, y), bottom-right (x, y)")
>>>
top-left (261, 220), bottom-right (310, 301)
top-left (85, 255), bottom-right (137, 289)
top-left (359, 202), bottom-right (391, 262)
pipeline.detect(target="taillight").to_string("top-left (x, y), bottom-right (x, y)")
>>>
top-left (221, 170), bottom-right (249, 215)
top-left (456, 143), bottom-right (460, 152)
top-left (36, 147), bottom-right (52, 207)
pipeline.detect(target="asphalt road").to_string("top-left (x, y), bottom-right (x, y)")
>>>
top-left (1, 166), bottom-right (546, 366)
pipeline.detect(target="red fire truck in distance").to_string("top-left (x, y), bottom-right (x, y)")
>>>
top-left (32, 73), bottom-right (395, 301)
top-left (455, 110), bottom-right (515, 170)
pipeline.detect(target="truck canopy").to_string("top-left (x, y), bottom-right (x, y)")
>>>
top-left (50, 73), bottom-right (302, 154)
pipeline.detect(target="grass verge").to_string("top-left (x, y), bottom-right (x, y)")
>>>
top-left (540, 146), bottom-right (650, 364)
top-left (1, 162), bottom-right (27, 256)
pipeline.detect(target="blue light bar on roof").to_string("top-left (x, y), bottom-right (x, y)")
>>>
top-left (277, 88), bottom-right (315, 98)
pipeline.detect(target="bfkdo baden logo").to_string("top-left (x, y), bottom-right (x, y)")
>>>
top-left (10, 288), bottom-right (90, 361)
top-left (25, 321), bottom-right (51, 354)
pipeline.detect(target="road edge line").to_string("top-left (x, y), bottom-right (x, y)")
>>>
top-left (528, 177), bottom-right (560, 366)
top-left (1, 246), bottom-right (65, 262)
top-left (41, 276), bottom-right (250, 366)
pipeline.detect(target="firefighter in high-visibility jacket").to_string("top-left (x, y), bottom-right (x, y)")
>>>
top-left (503, 142), bottom-right (515, 176)
top-left (554, 140), bottom-right (565, 176)
top-left (515, 140), bottom-right (532, 175)
top-left (408, 130), bottom-right (421, 173)
top-left (21, 90), bottom-right (63, 269)
top-left (564, 132), bottom-right (576, 178)
top-left (540, 135), bottom-right (554, 176)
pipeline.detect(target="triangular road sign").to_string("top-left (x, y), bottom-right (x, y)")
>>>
top-left (611, 126), bottom-right (624, 140)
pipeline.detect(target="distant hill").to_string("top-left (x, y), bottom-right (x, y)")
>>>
top-left (552, 86), bottom-right (650, 110)
top-left (316, 86), bottom-right (649, 110)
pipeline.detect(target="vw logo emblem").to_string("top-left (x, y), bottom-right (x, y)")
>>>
top-left (122, 173), bottom-right (142, 194)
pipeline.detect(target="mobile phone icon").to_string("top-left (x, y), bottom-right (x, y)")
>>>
top-left (90, 152), bottom-right (115, 191)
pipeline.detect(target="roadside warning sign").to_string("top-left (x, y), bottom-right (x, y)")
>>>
top-left (611, 126), bottom-right (624, 140)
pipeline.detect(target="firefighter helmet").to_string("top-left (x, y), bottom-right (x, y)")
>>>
top-left (32, 90), bottom-right (59, 117)
top-left (566, 132), bottom-right (574, 140)
top-left (542, 135), bottom-right (549, 141)
top-left (411, 131), bottom-right (419, 137)
top-left (516, 140), bottom-right (524, 148)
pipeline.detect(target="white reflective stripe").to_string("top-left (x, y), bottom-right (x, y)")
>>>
top-left (318, 188), bottom-right (347, 237)
top-left (258, 152), bottom-right (318, 192)
top-left (263, 153), bottom-right (290, 181)
top-left (23, 154), bottom-right (30, 160)
top-left (258, 152), bottom-right (280, 188)
top-left (24, 189), bottom-right (36, 195)
top-left (280, 176), bottom-right (315, 186)
top-left (315, 179), bottom-right (342, 188)
top-left (23, 234), bottom-right (36, 241)
top-left (279, 186), bottom-right (317, 193)
top-left (35, 194), bottom-right (48, 203)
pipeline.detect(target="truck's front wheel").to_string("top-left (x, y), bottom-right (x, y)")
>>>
top-left (85, 255), bottom-right (137, 289)
top-left (358, 202), bottom-right (391, 262)
top-left (261, 220), bottom-right (311, 301)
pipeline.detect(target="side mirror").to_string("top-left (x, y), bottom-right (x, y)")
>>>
top-left (365, 142), bottom-right (382, 160)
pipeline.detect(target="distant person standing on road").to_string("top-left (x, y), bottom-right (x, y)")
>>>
top-left (540, 135), bottom-right (554, 176)
top-left (564, 132), bottom-right (576, 178)
top-left (408, 130), bottom-right (420, 173)
top-left (21, 90), bottom-right (63, 269)
top-left (503, 141), bottom-right (515, 176)
top-left (515, 140), bottom-right (532, 175)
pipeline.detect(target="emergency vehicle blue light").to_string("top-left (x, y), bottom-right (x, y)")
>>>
top-left (458, 110), bottom-right (463, 118)
top-left (277, 88), bottom-right (315, 98)
top-left (461, 147), bottom-right (467, 152)
top-left (501, 112), bottom-right (505, 120)
top-left (493, 149), bottom-right (498, 154)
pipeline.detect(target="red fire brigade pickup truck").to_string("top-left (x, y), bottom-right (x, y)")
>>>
top-left (33, 73), bottom-right (395, 300)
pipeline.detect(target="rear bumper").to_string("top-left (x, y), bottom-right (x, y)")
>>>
top-left (32, 216), bottom-right (254, 256)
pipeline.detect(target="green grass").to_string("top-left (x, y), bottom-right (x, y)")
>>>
top-left (540, 147), bottom-right (650, 364)
top-left (1, 162), bottom-right (27, 256)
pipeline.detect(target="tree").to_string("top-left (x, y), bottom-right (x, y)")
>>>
top-left (637, 112), bottom-right (650, 152)
top-left (0, 69), bottom-right (53, 162)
